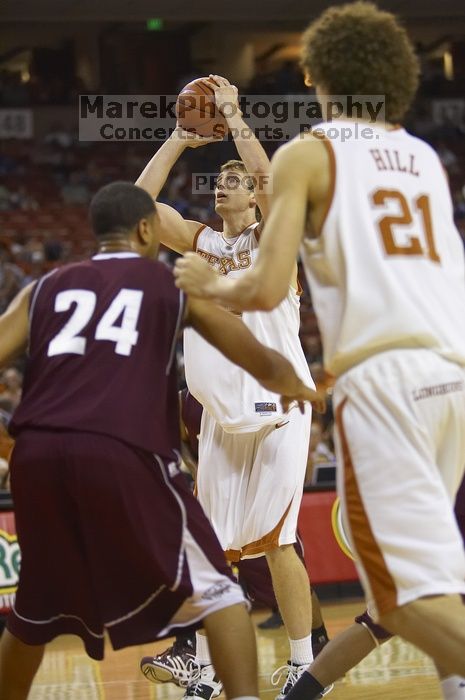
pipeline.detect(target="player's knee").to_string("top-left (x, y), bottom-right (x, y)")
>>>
top-left (265, 543), bottom-right (296, 563)
top-left (377, 604), bottom-right (413, 635)
top-left (355, 610), bottom-right (393, 643)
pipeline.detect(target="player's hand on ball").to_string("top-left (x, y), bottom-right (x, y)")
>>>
top-left (202, 75), bottom-right (241, 119)
top-left (174, 252), bottom-right (220, 298)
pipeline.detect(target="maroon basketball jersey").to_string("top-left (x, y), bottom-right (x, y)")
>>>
top-left (10, 253), bottom-right (184, 460)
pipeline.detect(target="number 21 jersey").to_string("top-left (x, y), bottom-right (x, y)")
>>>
top-left (10, 253), bottom-right (184, 460)
top-left (301, 121), bottom-right (465, 377)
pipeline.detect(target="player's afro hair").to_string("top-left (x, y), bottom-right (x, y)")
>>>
top-left (301, 1), bottom-right (420, 123)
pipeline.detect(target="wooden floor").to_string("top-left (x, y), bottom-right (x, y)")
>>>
top-left (29, 601), bottom-right (443, 700)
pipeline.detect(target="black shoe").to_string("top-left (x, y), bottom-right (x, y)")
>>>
top-left (183, 664), bottom-right (223, 700)
top-left (258, 611), bottom-right (284, 629)
top-left (271, 661), bottom-right (308, 699)
top-left (140, 641), bottom-right (198, 687)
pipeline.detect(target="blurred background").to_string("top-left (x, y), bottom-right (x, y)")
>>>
top-left (0, 0), bottom-right (464, 490)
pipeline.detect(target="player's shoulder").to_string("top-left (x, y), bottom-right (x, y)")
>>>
top-left (402, 129), bottom-right (444, 163)
top-left (273, 133), bottom-right (328, 170)
top-left (197, 223), bottom-right (217, 236)
top-left (269, 133), bottom-right (330, 197)
top-left (134, 256), bottom-right (173, 275)
top-left (48, 256), bottom-right (175, 287)
top-left (396, 128), bottom-right (449, 184)
top-left (30, 257), bottom-right (181, 316)
top-left (193, 224), bottom-right (220, 250)
top-left (127, 257), bottom-right (178, 290)
top-left (36, 260), bottom-right (81, 286)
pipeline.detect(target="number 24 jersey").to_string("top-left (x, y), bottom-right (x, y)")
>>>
top-left (10, 253), bottom-right (184, 460)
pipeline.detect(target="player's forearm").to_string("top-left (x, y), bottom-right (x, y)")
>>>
top-left (174, 251), bottom-right (288, 309)
top-left (135, 130), bottom-right (187, 198)
top-left (225, 112), bottom-right (270, 175)
top-left (210, 269), bottom-right (276, 311)
top-left (257, 350), bottom-right (309, 396)
top-left (219, 328), bottom-right (303, 398)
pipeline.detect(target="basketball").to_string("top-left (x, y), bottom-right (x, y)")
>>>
top-left (176, 78), bottom-right (229, 138)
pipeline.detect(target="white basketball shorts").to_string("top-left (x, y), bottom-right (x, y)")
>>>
top-left (196, 404), bottom-right (311, 560)
top-left (333, 349), bottom-right (465, 619)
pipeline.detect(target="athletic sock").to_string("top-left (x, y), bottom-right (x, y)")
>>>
top-left (290, 633), bottom-right (313, 665)
top-left (285, 671), bottom-right (324, 700)
top-left (195, 632), bottom-right (212, 667)
top-left (441, 676), bottom-right (465, 699)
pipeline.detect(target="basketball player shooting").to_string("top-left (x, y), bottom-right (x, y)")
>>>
top-left (174, 1), bottom-right (465, 689)
top-left (137, 76), bottom-right (321, 700)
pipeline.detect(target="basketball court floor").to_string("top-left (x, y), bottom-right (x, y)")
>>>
top-left (28, 601), bottom-right (444, 699)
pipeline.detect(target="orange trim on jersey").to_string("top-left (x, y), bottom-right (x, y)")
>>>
top-left (192, 224), bottom-right (207, 252)
top-left (335, 399), bottom-right (398, 616)
top-left (238, 221), bottom-right (257, 236)
top-left (315, 135), bottom-right (336, 237)
top-left (253, 220), bottom-right (263, 243)
top-left (219, 221), bottom-right (259, 244)
top-left (224, 548), bottom-right (241, 563)
top-left (224, 500), bottom-right (293, 562)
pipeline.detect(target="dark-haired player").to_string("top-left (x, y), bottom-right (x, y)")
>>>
top-left (175, 0), bottom-right (465, 689)
top-left (0, 181), bottom-right (321, 700)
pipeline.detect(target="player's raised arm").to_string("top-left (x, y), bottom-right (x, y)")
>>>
top-left (136, 126), bottom-right (218, 253)
top-left (136, 125), bottom-right (219, 200)
top-left (154, 201), bottom-right (200, 255)
top-left (0, 283), bottom-right (35, 367)
top-left (174, 135), bottom-right (329, 309)
top-left (207, 75), bottom-right (272, 220)
top-left (185, 296), bottom-right (325, 412)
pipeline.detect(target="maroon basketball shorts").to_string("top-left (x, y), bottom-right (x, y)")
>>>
top-left (7, 429), bottom-right (245, 659)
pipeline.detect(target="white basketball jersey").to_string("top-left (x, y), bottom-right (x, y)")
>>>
top-left (184, 222), bottom-right (313, 432)
top-left (300, 120), bottom-right (465, 377)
